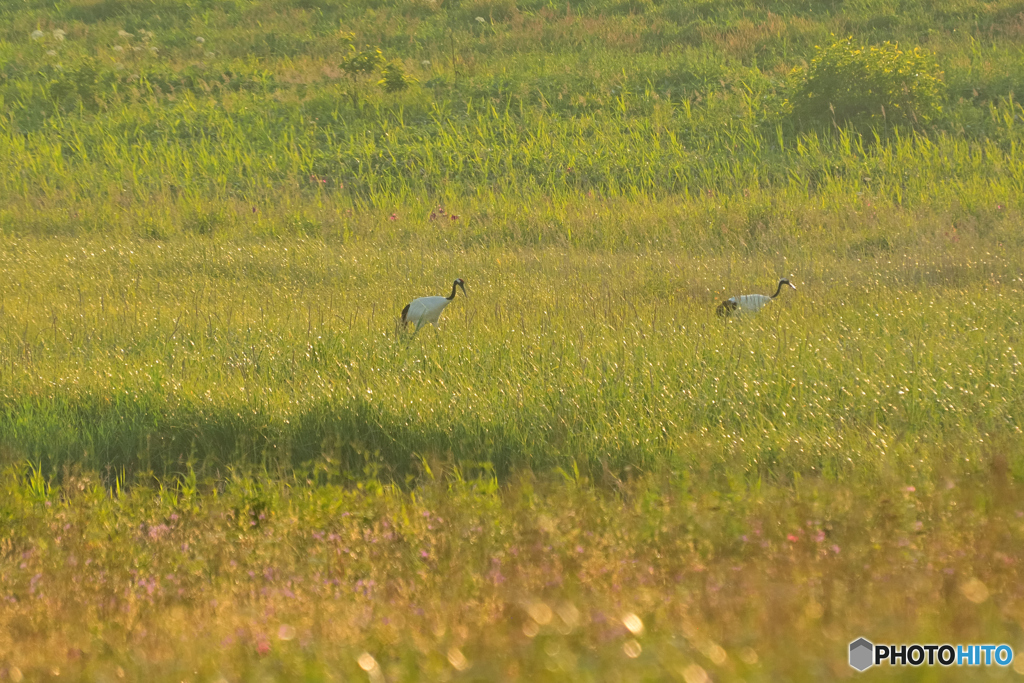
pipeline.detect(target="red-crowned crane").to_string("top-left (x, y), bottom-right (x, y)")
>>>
top-left (401, 278), bottom-right (467, 332)
top-left (717, 278), bottom-right (796, 317)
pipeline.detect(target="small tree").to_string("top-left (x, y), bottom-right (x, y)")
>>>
top-left (788, 37), bottom-right (945, 129)
top-left (379, 60), bottom-right (415, 93)
top-left (340, 43), bottom-right (383, 107)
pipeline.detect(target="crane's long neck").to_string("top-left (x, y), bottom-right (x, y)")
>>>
top-left (771, 281), bottom-right (785, 298)
top-left (447, 282), bottom-right (458, 300)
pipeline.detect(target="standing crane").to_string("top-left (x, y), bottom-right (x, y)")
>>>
top-left (716, 278), bottom-right (796, 317)
top-left (401, 278), bottom-right (467, 332)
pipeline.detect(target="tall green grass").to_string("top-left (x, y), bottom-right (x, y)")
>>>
top-left (2, 0), bottom-right (1024, 241)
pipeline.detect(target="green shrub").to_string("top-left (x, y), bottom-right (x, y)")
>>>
top-left (379, 60), bottom-right (415, 93)
top-left (788, 37), bottom-right (945, 129)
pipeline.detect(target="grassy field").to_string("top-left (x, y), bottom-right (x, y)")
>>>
top-left (2, 0), bottom-right (1024, 679)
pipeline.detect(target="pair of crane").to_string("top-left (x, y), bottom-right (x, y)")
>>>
top-left (399, 277), bottom-right (796, 333)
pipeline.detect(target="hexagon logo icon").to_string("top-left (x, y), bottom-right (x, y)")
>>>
top-left (849, 638), bottom-right (874, 671)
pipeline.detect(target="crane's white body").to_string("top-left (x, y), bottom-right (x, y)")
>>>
top-left (401, 279), bottom-right (466, 333)
top-left (726, 293), bottom-right (773, 314)
top-left (404, 296), bottom-right (454, 331)
top-left (717, 278), bottom-right (795, 317)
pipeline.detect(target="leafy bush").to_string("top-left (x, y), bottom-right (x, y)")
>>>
top-left (788, 37), bottom-right (945, 129)
top-left (379, 60), bottom-right (415, 93)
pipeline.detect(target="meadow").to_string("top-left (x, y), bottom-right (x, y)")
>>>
top-left (2, 0), bottom-right (1024, 679)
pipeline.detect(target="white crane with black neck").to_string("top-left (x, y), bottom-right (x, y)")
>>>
top-left (717, 278), bottom-right (796, 317)
top-left (401, 278), bottom-right (467, 333)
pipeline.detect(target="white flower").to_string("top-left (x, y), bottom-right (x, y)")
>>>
top-left (52, 29), bottom-right (66, 41)
top-left (421, 60), bottom-right (431, 66)
top-left (46, 50), bottom-right (56, 56)
top-left (475, 16), bottom-right (486, 22)
top-left (31, 30), bottom-right (44, 40)
top-left (195, 36), bottom-right (205, 44)
top-left (113, 45), bottom-right (124, 52)
top-left (118, 30), bottom-right (133, 38)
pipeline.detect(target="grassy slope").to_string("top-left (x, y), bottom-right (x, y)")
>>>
top-left (0, 0), bottom-right (1023, 241)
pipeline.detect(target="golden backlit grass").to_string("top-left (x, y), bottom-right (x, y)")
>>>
top-left (2, 459), bottom-right (1024, 682)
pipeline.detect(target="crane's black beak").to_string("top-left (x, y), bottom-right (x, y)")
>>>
top-left (787, 281), bottom-right (797, 290)
top-left (458, 281), bottom-right (467, 297)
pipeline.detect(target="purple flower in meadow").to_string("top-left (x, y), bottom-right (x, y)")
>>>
top-left (813, 530), bottom-right (826, 543)
top-left (831, 545), bottom-right (841, 554)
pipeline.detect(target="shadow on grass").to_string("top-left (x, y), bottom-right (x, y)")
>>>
top-left (0, 392), bottom-right (551, 485)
